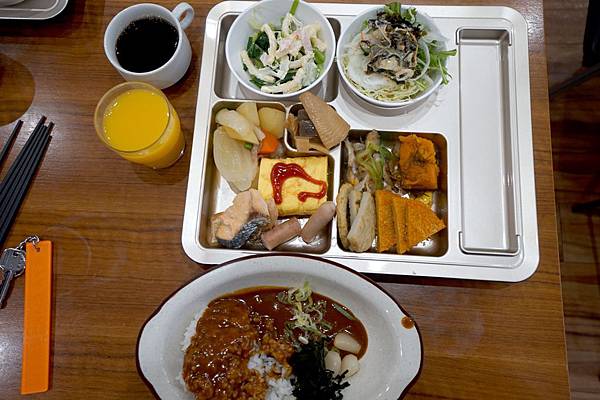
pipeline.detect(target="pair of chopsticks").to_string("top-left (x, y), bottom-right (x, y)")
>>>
top-left (0, 117), bottom-right (52, 246)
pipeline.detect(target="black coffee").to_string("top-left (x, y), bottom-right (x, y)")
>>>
top-left (115, 17), bottom-right (179, 73)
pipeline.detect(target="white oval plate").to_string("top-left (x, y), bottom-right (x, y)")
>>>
top-left (137, 254), bottom-right (422, 399)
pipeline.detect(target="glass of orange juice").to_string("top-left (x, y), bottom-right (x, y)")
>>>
top-left (94, 81), bottom-right (185, 169)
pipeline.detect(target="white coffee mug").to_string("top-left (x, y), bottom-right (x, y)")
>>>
top-left (104, 2), bottom-right (194, 89)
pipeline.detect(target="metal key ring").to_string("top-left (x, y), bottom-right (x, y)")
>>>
top-left (16, 236), bottom-right (40, 252)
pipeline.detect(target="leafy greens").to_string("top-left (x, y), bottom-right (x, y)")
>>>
top-left (342, 1), bottom-right (457, 102)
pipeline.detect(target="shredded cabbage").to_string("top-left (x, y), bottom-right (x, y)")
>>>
top-left (343, 55), bottom-right (429, 102)
top-left (342, 3), bottom-right (455, 103)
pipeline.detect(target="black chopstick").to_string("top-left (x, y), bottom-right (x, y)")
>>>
top-left (0, 119), bottom-right (52, 246)
top-left (0, 118), bottom-right (46, 205)
top-left (0, 117), bottom-right (45, 193)
top-left (0, 126), bottom-right (49, 217)
top-left (0, 131), bottom-right (44, 208)
top-left (0, 131), bottom-right (50, 236)
top-left (0, 120), bottom-right (23, 172)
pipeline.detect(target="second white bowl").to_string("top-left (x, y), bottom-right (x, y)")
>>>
top-left (337, 6), bottom-right (447, 109)
top-left (225, 0), bottom-right (336, 99)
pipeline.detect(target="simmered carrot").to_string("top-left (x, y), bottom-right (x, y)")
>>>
top-left (258, 132), bottom-right (280, 155)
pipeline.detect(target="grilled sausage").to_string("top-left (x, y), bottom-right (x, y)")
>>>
top-left (301, 201), bottom-right (336, 243)
top-left (261, 218), bottom-right (301, 250)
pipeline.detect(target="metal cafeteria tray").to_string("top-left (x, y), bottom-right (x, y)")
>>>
top-left (0, 0), bottom-right (67, 20)
top-left (182, 2), bottom-right (538, 282)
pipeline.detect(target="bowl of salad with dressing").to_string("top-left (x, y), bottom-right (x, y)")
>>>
top-left (225, 0), bottom-right (336, 98)
top-left (337, 2), bottom-right (457, 108)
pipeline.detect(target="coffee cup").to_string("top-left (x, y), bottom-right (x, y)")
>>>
top-left (104, 2), bottom-right (194, 89)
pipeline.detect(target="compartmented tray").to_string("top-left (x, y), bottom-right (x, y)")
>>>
top-left (182, 2), bottom-right (539, 282)
top-left (0, 0), bottom-right (68, 20)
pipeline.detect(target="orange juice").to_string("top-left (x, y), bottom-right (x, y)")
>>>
top-left (95, 82), bottom-right (184, 169)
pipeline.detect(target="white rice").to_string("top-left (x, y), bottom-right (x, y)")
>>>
top-left (265, 377), bottom-right (295, 400)
top-left (181, 311), bottom-right (203, 350)
top-left (179, 315), bottom-right (296, 400)
top-left (248, 353), bottom-right (296, 400)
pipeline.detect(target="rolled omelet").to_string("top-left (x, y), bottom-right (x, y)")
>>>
top-left (258, 157), bottom-right (328, 216)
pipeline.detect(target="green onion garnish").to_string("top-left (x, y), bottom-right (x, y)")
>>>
top-left (290, 0), bottom-right (300, 15)
top-left (332, 303), bottom-right (356, 320)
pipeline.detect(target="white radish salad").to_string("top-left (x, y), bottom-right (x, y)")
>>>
top-left (342, 2), bottom-right (456, 103)
top-left (241, 0), bottom-right (327, 94)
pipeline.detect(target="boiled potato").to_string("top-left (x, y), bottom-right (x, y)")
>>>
top-left (237, 102), bottom-right (260, 126)
top-left (216, 109), bottom-right (258, 144)
top-left (253, 126), bottom-right (266, 141)
top-left (258, 107), bottom-right (285, 138)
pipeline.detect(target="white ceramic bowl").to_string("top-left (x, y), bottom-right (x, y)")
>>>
top-left (138, 254), bottom-right (422, 400)
top-left (225, 0), bottom-right (336, 99)
top-left (337, 6), bottom-right (446, 109)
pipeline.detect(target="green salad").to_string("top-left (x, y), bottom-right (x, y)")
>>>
top-left (342, 2), bottom-right (456, 102)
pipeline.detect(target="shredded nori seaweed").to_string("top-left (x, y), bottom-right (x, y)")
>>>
top-left (290, 340), bottom-right (350, 400)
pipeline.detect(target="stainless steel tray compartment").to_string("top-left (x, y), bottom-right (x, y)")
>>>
top-left (338, 130), bottom-right (448, 257)
top-left (199, 100), bottom-right (334, 254)
top-left (457, 28), bottom-right (518, 255)
top-left (182, 2), bottom-right (539, 282)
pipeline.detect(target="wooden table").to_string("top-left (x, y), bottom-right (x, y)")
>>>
top-left (0, 0), bottom-right (570, 399)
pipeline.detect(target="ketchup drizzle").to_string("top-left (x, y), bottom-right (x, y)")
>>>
top-left (270, 163), bottom-right (327, 204)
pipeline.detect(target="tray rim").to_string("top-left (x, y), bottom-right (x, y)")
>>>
top-left (0, 0), bottom-right (67, 20)
top-left (182, 1), bottom-right (539, 282)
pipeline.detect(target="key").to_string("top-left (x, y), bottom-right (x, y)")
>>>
top-left (0, 248), bottom-right (26, 308)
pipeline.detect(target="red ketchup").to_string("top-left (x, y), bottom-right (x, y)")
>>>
top-left (270, 163), bottom-right (327, 204)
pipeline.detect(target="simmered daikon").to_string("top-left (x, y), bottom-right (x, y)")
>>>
top-left (213, 127), bottom-right (257, 191)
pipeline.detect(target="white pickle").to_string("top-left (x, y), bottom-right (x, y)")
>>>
top-left (324, 350), bottom-right (342, 375)
top-left (333, 332), bottom-right (361, 354)
top-left (340, 354), bottom-right (360, 378)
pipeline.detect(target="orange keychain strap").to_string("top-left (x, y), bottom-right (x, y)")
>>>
top-left (21, 240), bottom-right (52, 395)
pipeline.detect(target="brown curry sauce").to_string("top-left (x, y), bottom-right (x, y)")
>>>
top-left (182, 286), bottom-right (368, 399)
top-left (222, 287), bottom-right (368, 358)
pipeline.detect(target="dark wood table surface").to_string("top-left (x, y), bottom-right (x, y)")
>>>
top-left (0, 0), bottom-right (570, 399)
